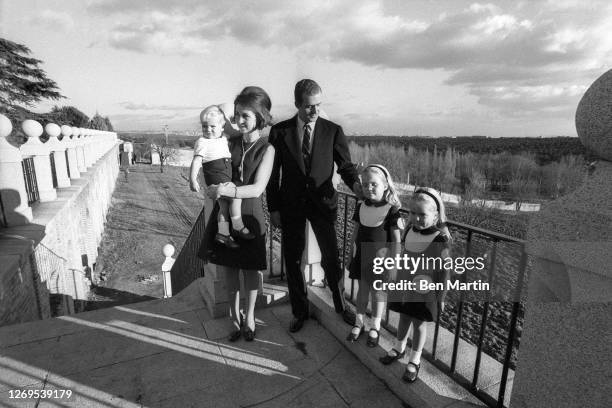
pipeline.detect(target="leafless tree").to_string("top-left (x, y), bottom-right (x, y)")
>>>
top-left (151, 137), bottom-right (178, 173)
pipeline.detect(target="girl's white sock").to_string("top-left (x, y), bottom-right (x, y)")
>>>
top-left (218, 221), bottom-right (230, 236)
top-left (351, 314), bottom-right (364, 335)
top-left (372, 316), bottom-right (382, 331)
top-left (394, 338), bottom-right (407, 354)
top-left (409, 348), bottom-right (422, 364)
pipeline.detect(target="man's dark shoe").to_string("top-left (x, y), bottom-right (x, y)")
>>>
top-left (340, 309), bottom-right (356, 326)
top-left (289, 317), bottom-right (306, 333)
top-left (215, 233), bottom-right (240, 249)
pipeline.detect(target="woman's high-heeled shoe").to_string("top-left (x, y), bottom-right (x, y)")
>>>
top-left (228, 329), bottom-right (242, 342)
top-left (243, 326), bottom-right (256, 342)
top-left (228, 313), bottom-right (244, 342)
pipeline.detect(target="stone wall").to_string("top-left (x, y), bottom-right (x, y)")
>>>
top-left (0, 144), bottom-right (119, 327)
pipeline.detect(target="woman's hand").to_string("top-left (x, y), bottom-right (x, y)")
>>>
top-left (189, 178), bottom-right (200, 192)
top-left (207, 183), bottom-right (233, 199)
top-left (206, 184), bottom-right (220, 199)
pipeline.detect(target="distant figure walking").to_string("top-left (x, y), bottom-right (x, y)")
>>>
top-left (120, 148), bottom-right (131, 182)
top-left (198, 86), bottom-right (275, 342)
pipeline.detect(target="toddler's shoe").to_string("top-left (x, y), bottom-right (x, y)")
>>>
top-left (233, 227), bottom-right (255, 240)
top-left (215, 233), bottom-right (240, 249)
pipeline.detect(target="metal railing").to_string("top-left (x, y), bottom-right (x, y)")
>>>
top-left (169, 206), bottom-right (206, 294)
top-left (267, 192), bottom-right (526, 408)
top-left (21, 157), bottom-right (39, 204)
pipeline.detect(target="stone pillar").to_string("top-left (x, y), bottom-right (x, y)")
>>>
top-left (46, 123), bottom-right (71, 188)
top-left (200, 194), bottom-right (231, 317)
top-left (510, 70), bottom-right (612, 408)
top-left (0, 114), bottom-right (33, 225)
top-left (20, 120), bottom-right (57, 202)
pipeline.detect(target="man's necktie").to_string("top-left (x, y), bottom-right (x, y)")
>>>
top-left (302, 123), bottom-right (311, 173)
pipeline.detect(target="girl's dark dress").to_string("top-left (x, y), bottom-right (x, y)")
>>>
top-left (388, 226), bottom-right (450, 322)
top-left (348, 201), bottom-right (400, 283)
top-left (198, 137), bottom-right (270, 270)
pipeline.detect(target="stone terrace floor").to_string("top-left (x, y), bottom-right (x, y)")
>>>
top-left (0, 283), bottom-right (404, 408)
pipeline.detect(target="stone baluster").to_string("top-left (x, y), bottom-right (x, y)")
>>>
top-left (73, 127), bottom-right (87, 174)
top-left (0, 114), bottom-right (33, 225)
top-left (46, 123), bottom-right (71, 188)
top-left (62, 125), bottom-right (80, 179)
top-left (82, 128), bottom-right (94, 168)
top-left (20, 119), bottom-right (57, 202)
top-left (90, 130), bottom-right (100, 162)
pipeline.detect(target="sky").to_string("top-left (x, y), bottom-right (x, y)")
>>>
top-left (1, 0), bottom-right (611, 137)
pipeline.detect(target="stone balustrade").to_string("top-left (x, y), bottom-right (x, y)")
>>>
top-left (0, 114), bottom-right (118, 227)
top-left (1, 113), bottom-right (121, 326)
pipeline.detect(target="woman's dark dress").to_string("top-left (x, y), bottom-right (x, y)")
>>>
top-left (198, 137), bottom-right (269, 270)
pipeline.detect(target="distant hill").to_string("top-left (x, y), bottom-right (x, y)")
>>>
top-left (347, 136), bottom-right (587, 165)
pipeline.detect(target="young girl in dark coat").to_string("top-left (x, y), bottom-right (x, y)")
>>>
top-left (381, 187), bottom-right (452, 383)
top-left (346, 164), bottom-right (402, 347)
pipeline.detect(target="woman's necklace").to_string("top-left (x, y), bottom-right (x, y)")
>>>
top-left (239, 137), bottom-right (258, 182)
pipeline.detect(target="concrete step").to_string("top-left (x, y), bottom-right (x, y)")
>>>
top-left (256, 282), bottom-right (289, 308)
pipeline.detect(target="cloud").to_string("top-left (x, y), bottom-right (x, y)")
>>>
top-left (118, 102), bottom-right (202, 111)
top-left (88, 0), bottom-right (612, 117)
top-left (26, 10), bottom-right (75, 31)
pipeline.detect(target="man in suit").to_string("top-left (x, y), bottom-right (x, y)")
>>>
top-left (267, 79), bottom-right (360, 332)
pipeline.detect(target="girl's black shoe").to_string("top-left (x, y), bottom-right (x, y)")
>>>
top-left (366, 328), bottom-right (380, 347)
top-left (346, 325), bottom-right (363, 342)
top-left (379, 348), bottom-right (406, 365)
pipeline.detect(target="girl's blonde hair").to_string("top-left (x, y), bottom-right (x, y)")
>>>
top-left (362, 164), bottom-right (401, 209)
top-left (411, 186), bottom-right (448, 229)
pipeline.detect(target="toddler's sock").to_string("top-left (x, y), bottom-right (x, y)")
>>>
top-left (218, 221), bottom-right (230, 236)
top-left (231, 215), bottom-right (249, 232)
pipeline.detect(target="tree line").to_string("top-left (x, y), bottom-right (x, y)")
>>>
top-left (348, 135), bottom-right (589, 165)
top-left (1, 37), bottom-right (113, 137)
top-left (349, 142), bottom-right (587, 205)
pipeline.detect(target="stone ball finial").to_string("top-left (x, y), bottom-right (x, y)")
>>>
top-left (45, 123), bottom-right (61, 138)
top-left (61, 125), bottom-right (72, 138)
top-left (22, 119), bottom-right (43, 138)
top-left (72, 126), bottom-right (80, 137)
top-left (0, 114), bottom-right (12, 138)
top-left (162, 244), bottom-right (175, 258)
top-left (575, 69), bottom-right (612, 161)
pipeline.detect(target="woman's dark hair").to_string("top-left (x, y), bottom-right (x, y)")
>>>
top-left (234, 86), bottom-right (273, 130)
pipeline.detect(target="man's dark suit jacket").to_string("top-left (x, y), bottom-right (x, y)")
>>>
top-left (267, 115), bottom-right (358, 220)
